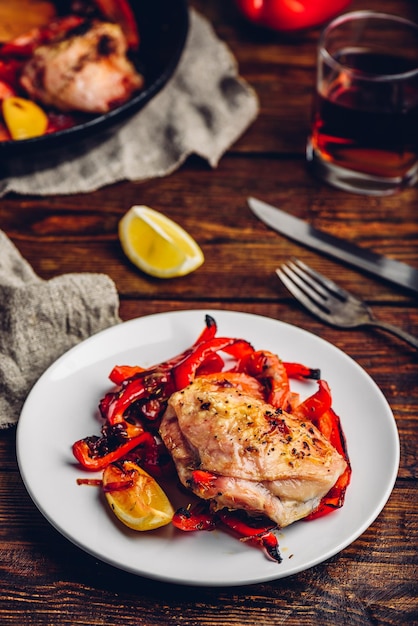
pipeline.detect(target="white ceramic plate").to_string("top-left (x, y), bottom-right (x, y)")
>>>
top-left (16, 310), bottom-right (399, 586)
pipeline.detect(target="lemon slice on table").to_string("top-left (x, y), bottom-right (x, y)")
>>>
top-left (119, 205), bottom-right (204, 278)
top-left (103, 461), bottom-right (174, 531)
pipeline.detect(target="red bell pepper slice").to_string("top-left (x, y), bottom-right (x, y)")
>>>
top-left (297, 396), bottom-right (352, 521)
top-left (109, 364), bottom-right (145, 385)
top-left (76, 478), bottom-right (103, 487)
top-left (195, 352), bottom-right (225, 376)
top-left (193, 314), bottom-right (218, 345)
top-left (305, 450), bottom-right (351, 520)
top-left (238, 350), bottom-right (291, 409)
top-left (102, 477), bottom-right (134, 493)
top-left (0, 81), bottom-right (16, 102)
top-left (72, 432), bottom-right (148, 471)
top-left (106, 370), bottom-right (174, 425)
top-left (105, 315), bottom-right (218, 396)
top-left (173, 337), bottom-right (254, 390)
top-left (45, 111), bottom-right (81, 135)
top-left (134, 316), bottom-right (220, 378)
top-left (217, 510), bottom-right (282, 563)
top-left (172, 502), bottom-right (217, 532)
top-left (191, 469), bottom-right (218, 490)
top-left (99, 318), bottom-right (224, 425)
top-left (305, 462), bottom-right (351, 520)
top-left (283, 362), bottom-right (321, 380)
top-left (0, 122), bottom-right (11, 141)
top-left (292, 379), bottom-right (333, 422)
top-left (172, 502), bottom-right (282, 562)
top-left (129, 432), bottom-right (175, 478)
top-left (105, 377), bottom-right (149, 424)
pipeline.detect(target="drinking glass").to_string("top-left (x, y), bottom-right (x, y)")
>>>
top-left (306, 11), bottom-right (418, 195)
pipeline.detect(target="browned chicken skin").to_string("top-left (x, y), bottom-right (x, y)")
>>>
top-left (20, 20), bottom-right (143, 113)
top-left (159, 375), bottom-right (347, 528)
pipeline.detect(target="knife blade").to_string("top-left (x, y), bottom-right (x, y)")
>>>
top-left (248, 197), bottom-right (418, 295)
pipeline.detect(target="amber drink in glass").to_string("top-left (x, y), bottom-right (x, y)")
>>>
top-left (307, 11), bottom-right (418, 195)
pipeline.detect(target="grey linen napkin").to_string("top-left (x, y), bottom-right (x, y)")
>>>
top-left (0, 231), bottom-right (121, 428)
top-left (0, 9), bottom-right (259, 197)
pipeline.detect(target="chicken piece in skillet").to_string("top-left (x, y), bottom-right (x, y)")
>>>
top-left (20, 20), bottom-right (143, 113)
top-left (159, 374), bottom-right (347, 528)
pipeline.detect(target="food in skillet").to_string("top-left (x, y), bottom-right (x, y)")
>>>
top-left (0, 0), bottom-right (143, 139)
top-left (73, 315), bottom-right (351, 562)
top-left (20, 19), bottom-right (143, 114)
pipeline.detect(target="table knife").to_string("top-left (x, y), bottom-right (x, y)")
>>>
top-left (248, 196), bottom-right (418, 295)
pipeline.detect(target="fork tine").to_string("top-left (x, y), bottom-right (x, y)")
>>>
top-left (290, 257), bottom-right (352, 301)
top-left (285, 258), bottom-right (331, 301)
top-left (276, 264), bottom-right (333, 320)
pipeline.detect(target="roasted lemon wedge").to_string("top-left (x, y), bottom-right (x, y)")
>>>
top-left (3, 97), bottom-right (48, 140)
top-left (119, 205), bottom-right (204, 278)
top-left (103, 461), bottom-right (174, 531)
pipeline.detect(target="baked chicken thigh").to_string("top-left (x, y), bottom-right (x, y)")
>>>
top-left (159, 375), bottom-right (347, 528)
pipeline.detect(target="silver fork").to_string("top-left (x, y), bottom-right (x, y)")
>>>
top-left (276, 258), bottom-right (418, 349)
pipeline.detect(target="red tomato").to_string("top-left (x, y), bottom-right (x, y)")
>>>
top-left (234, 0), bottom-right (352, 32)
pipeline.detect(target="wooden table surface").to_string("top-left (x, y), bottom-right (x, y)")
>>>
top-left (1, 0), bottom-right (417, 624)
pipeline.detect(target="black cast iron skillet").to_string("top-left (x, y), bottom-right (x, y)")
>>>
top-left (0, 0), bottom-right (189, 158)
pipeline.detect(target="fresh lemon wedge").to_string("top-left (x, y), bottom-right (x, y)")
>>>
top-left (119, 205), bottom-right (204, 278)
top-left (103, 461), bottom-right (174, 531)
